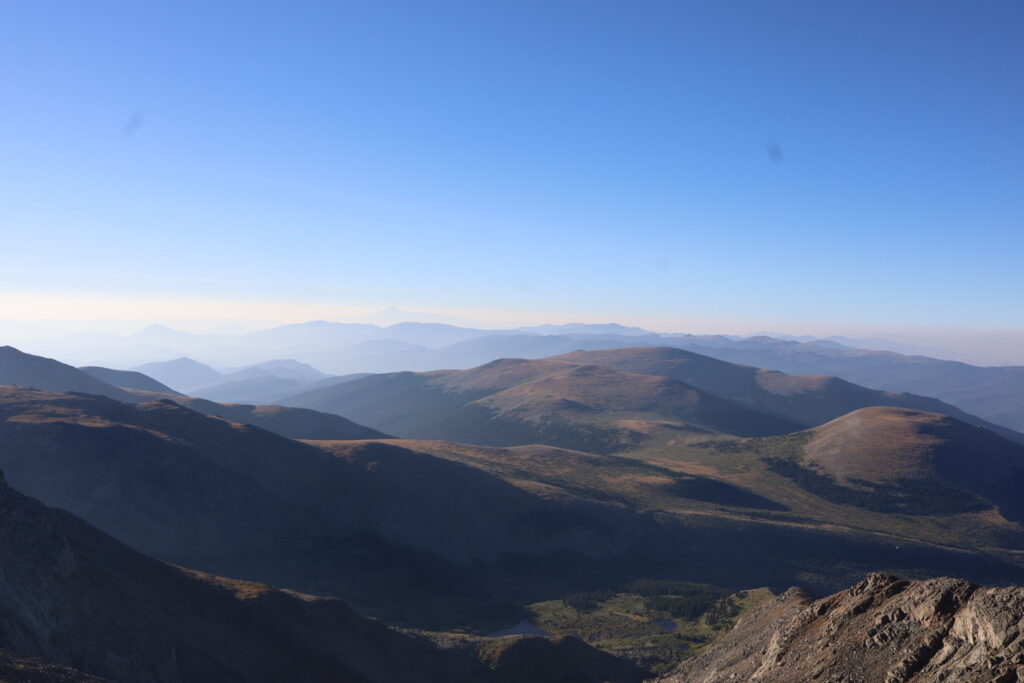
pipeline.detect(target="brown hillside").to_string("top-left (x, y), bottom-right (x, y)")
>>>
top-left (282, 355), bottom-right (801, 453)
top-left (781, 407), bottom-right (1024, 520)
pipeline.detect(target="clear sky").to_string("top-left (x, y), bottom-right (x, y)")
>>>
top-left (2, 1), bottom-right (1022, 338)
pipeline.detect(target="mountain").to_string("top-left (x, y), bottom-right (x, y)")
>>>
top-left (291, 335), bottom-right (629, 376)
top-left (550, 347), bottom-right (1024, 444)
top-left (282, 348), bottom-right (1024, 453)
top-left (0, 347), bottom-right (376, 442)
top-left (221, 359), bottom-right (328, 382)
top-left (190, 375), bottom-right (310, 404)
top-left (300, 339), bottom-right (435, 374)
top-left (517, 323), bottom-right (651, 336)
top-left (0, 462), bottom-right (650, 682)
top-left (132, 357), bottom-right (222, 393)
top-left (821, 334), bottom-right (962, 359)
top-left (661, 572), bottom-right (1024, 682)
top-left (772, 407), bottom-right (1024, 520)
top-left (0, 346), bottom-right (136, 402)
top-left (0, 465), bottom-right (455, 682)
top-left (79, 366), bottom-right (181, 394)
top-left (187, 359), bottom-right (331, 404)
top-left (282, 357), bottom-right (803, 453)
top-left (674, 338), bottom-right (1024, 433)
top-left (272, 373), bottom-right (373, 402)
top-left (24, 322), bottom-right (1024, 434)
top-left (422, 334), bottom-right (636, 371)
top-left (4, 348), bottom-right (389, 444)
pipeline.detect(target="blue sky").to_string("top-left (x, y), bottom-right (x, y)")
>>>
top-left (1, 0), bottom-right (1022, 336)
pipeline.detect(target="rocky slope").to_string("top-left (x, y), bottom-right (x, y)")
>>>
top-left (662, 573), bottom-right (1024, 682)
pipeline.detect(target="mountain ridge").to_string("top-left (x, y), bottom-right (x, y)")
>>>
top-left (661, 572), bottom-right (1024, 682)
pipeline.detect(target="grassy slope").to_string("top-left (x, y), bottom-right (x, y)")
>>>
top-left (375, 428), bottom-right (1024, 572)
top-left (625, 427), bottom-right (1024, 562)
top-left (522, 586), bottom-right (774, 675)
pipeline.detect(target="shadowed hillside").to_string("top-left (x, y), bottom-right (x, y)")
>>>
top-left (0, 467), bottom-right (455, 682)
top-left (79, 366), bottom-right (181, 394)
top-left (0, 347), bottom-right (136, 403)
top-left (0, 464), bottom-right (653, 682)
top-left (0, 387), bottom-right (660, 624)
top-left (157, 393), bottom-right (389, 441)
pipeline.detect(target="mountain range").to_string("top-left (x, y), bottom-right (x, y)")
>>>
top-left (23, 320), bottom-right (1024, 434)
top-left (280, 347), bottom-right (1024, 448)
top-left (0, 346), bottom-right (383, 442)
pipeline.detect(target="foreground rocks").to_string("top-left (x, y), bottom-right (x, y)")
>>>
top-left (662, 573), bottom-right (1024, 682)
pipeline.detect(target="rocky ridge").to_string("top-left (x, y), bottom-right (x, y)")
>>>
top-left (662, 573), bottom-right (1024, 682)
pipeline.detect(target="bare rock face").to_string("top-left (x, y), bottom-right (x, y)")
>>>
top-left (661, 573), bottom-right (1024, 682)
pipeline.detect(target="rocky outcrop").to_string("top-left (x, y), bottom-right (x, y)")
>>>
top-left (662, 573), bottom-right (1024, 682)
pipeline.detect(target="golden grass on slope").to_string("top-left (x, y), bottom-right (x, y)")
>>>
top-left (624, 430), bottom-right (1024, 556)
top-left (803, 406), bottom-right (947, 484)
top-left (473, 365), bottom-right (701, 416)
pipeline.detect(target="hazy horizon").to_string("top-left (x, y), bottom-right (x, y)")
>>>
top-left (4, 306), bottom-right (1024, 367)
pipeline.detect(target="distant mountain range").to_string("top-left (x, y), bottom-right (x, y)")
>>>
top-left (0, 346), bottom-right (383, 442)
top-left (79, 365), bottom-right (181, 394)
top-left (280, 347), bottom-right (1024, 448)
top-left (19, 320), bottom-right (1024, 434)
